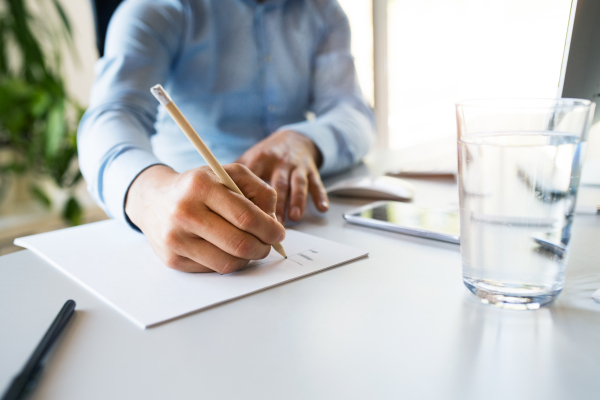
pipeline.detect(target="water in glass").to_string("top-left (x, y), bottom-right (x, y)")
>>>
top-left (458, 131), bottom-right (585, 309)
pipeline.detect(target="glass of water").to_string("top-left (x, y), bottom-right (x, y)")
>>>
top-left (456, 98), bottom-right (595, 309)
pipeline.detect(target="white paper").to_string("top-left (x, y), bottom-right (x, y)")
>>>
top-left (15, 220), bottom-right (367, 329)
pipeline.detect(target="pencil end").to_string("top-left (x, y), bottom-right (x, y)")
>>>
top-left (150, 84), bottom-right (172, 106)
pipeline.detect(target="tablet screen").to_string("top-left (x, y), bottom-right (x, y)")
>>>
top-left (350, 202), bottom-right (460, 237)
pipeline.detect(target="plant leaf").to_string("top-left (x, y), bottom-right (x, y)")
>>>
top-left (45, 100), bottom-right (66, 158)
top-left (29, 183), bottom-right (52, 209)
top-left (50, 0), bottom-right (72, 37)
top-left (31, 90), bottom-right (51, 117)
top-left (0, 21), bottom-right (8, 75)
top-left (48, 0), bottom-right (79, 66)
top-left (62, 195), bottom-right (82, 226)
top-left (7, 0), bottom-right (47, 81)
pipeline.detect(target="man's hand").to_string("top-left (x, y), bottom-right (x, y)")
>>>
top-left (236, 130), bottom-right (329, 223)
top-left (125, 164), bottom-right (285, 273)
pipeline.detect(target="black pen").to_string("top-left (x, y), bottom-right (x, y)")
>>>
top-left (2, 300), bottom-right (76, 400)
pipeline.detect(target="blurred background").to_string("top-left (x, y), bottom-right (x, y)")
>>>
top-left (0, 0), bottom-right (595, 254)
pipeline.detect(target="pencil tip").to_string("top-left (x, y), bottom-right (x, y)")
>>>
top-left (272, 243), bottom-right (287, 258)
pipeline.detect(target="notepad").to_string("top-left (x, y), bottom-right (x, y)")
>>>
top-left (15, 220), bottom-right (368, 329)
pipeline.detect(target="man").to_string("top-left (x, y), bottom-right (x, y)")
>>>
top-left (78, 0), bottom-right (375, 273)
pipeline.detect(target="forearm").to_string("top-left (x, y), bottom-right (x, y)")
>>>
top-left (78, 0), bottom-right (185, 222)
top-left (277, 100), bottom-right (375, 176)
top-left (77, 108), bottom-right (163, 222)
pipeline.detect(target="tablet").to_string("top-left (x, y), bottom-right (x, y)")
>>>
top-left (343, 201), bottom-right (460, 244)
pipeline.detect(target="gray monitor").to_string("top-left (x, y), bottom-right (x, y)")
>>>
top-left (558, 0), bottom-right (600, 125)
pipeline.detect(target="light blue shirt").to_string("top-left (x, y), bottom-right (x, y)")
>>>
top-left (78, 0), bottom-right (375, 224)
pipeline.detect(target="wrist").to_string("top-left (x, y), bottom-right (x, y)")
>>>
top-left (125, 165), bottom-right (178, 229)
top-left (283, 130), bottom-right (323, 168)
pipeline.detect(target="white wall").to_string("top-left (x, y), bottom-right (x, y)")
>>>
top-left (386, 0), bottom-right (573, 149)
top-left (60, 0), bottom-right (98, 107)
top-left (338, 0), bottom-right (374, 107)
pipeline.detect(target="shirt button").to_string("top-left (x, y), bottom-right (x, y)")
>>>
top-left (267, 105), bottom-right (275, 112)
top-left (264, 55), bottom-right (272, 63)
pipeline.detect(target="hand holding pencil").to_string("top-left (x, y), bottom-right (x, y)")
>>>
top-left (150, 84), bottom-right (286, 258)
top-left (123, 86), bottom-right (286, 274)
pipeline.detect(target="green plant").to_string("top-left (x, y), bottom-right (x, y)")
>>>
top-left (0, 0), bottom-right (84, 225)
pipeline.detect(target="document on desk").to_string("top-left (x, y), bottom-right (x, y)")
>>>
top-left (15, 220), bottom-right (367, 329)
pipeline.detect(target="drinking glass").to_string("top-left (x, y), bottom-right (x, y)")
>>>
top-left (456, 98), bottom-right (595, 309)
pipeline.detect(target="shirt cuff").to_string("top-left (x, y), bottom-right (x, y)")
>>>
top-left (103, 147), bottom-right (164, 229)
top-left (276, 121), bottom-right (338, 176)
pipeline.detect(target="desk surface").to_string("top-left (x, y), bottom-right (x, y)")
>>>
top-left (1, 154), bottom-right (600, 400)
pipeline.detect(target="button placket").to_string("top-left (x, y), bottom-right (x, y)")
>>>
top-left (257, 5), bottom-right (276, 127)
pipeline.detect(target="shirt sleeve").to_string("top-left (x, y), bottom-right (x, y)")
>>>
top-left (77, 0), bottom-right (184, 225)
top-left (276, 0), bottom-right (376, 177)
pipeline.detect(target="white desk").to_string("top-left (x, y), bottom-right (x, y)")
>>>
top-left (1, 154), bottom-right (600, 400)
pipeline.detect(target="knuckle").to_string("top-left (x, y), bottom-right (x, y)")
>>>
top-left (273, 176), bottom-right (289, 191)
top-left (229, 235), bottom-right (254, 258)
top-left (162, 230), bottom-right (180, 250)
top-left (293, 191), bottom-right (306, 203)
top-left (234, 208), bottom-right (255, 231)
top-left (220, 258), bottom-right (248, 275)
top-left (267, 185), bottom-right (277, 198)
top-left (293, 174), bottom-right (307, 186)
top-left (230, 163), bottom-right (249, 175)
top-left (266, 186), bottom-right (277, 204)
top-left (275, 194), bottom-right (287, 206)
top-left (164, 254), bottom-right (185, 271)
top-left (187, 170), bottom-right (211, 193)
top-left (169, 203), bottom-right (189, 224)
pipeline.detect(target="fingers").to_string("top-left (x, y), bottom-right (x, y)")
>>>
top-left (180, 237), bottom-right (252, 274)
top-left (270, 165), bottom-right (292, 224)
top-left (203, 191), bottom-right (284, 246)
top-left (179, 207), bottom-right (272, 261)
top-left (162, 254), bottom-right (214, 273)
top-left (235, 151), bottom-right (272, 180)
top-left (229, 130), bottom-right (329, 224)
top-left (288, 168), bottom-right (308, 221)
top-left (171, 238), bottom-right (251, 274)
top-left (308, 170), bottom-right (329, 212)
top-left (223, 164), bottom-right (277, 217)
top-left (270, 164), bottom-right (328, 222)
top-left (245, 157), bottom-right (269, 180)
top-left (202, 169), bottom-right (285, 245)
